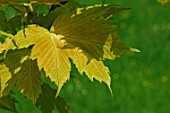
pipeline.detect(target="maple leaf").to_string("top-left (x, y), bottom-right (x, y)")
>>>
top-left (51, 5), bottom-right (130, 60)
top-left (1, 49), bottom-right (42, 104)
top-left (31, 30), bottom-right (71, 96)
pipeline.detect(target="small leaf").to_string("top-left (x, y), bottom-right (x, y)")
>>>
top-left (0, 96), bottom-right (17, 113)
top-left (0, 64), bottom-right (11, 96)
top-left (0, 38), bottom-right (14, 54)
top-left (36, 84), bottom-right (70, 113)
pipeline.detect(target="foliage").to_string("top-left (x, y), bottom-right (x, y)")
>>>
top-left (0, 0), bottom-right (139, 113)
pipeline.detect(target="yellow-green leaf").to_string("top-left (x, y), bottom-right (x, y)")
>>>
top-left (0, 64), bottom-right (11, 96)
top-left (68, 49), bottom-right (112, 92)
top-left (31, 31), bottom-right (71, 96)
top-left (14, 25), bottom-right (47, 49)
top-left (0, 38), bottom-right (15, 54)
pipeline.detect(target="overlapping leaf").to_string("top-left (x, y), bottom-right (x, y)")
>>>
top-left (51, 5), bottom-right (131, 60)
top-left (1, 49), bottom-right (42, 104)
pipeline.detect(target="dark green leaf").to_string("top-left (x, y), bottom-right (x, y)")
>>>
top-left (0, 96), bottom-right (17, 113)
top-left (36, 84), bottom-right (70, 113)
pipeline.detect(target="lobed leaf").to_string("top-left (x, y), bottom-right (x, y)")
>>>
top-left (51, 5), bottom-right (131, 60)
top-left (31, 30), bottom-right (71, 96)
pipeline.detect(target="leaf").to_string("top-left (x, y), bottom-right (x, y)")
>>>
top-left (0, 10), bottom-right (9, 30)
top-left (0, 64), bottom-right (11, 96)
top-left (0, 96), bottom-right (17, 113)
top-left (0, 38), bottom-right (14, 54)
top-left (14, 24), bottom-right (48, 49)
top-left (2, 49), bottom-right (42, 104)
top-left (68, 49), bottom-right (112, 92)
top-left (51, 5), bottom-right (130, 60)
top-left (14, 59), bottom-right (42, 104)
top-left (36, 84), bottom-right (70, 113)
top-left (157, 0), bottom-right (169, 5)
top-left (31, 30), bottom-right (71, 95)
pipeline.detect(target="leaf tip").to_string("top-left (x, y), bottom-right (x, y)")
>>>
top-left (130, 48), bottom-right (140, 52)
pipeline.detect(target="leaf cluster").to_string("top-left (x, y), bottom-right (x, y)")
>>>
top-left (0, 0), bottom-right (138, 112)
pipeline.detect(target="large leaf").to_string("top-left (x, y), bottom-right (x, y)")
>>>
top-left (31, 30), bottom-right (71, 95)
top-left (0, 96), bottom-right (17, 113)
top-left (51, 5), bottom-right (130, 60)
top-left (36, 84), bottom-right (70, 113)
top-left (1, 49), bottom-right (42, 104)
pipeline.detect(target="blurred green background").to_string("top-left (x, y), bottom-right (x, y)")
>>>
top-left (0, 0), bottom-right (170, 113)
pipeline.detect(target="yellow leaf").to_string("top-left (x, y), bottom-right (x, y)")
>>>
top-left (157, 0), bottom-right (169, 5)
top-left (14, 25), bottom-right (47, 49)
top-left (0, 38), bottom-right (15, 54)
top-left (31, 31), bottom-right (71, 96)
top-left (0, 64), bottom-right (11, 97)
top-left (68, 49), bottom-right (112, 93)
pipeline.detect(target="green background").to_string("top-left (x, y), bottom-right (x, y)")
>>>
top-left (0, 0), bottom-right (170, 113)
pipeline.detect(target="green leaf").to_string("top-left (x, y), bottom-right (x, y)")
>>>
top-left (0, 96), bottom-right (17, 113)
top-left (2, 49), bottom-right (42, 104)
top-left (36, 84), bottom-right (70, 113)
top-left (31, 29), bottom-right (71, 96)
top-left (14, 59), bottom-right (42, 104)
top-left (51, 5), bottom-right (130, 60)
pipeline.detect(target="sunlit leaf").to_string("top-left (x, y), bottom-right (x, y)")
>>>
top-left (36, 84), bottom-right (70, 113)
top-left (14, 25), bottom-right (47, 49)
top-left (0, 64), bottom-right (11, 96)
top-left (31, 30), bottom-right (71, 95)
top-left (0, 38), bottom-right (15, 54)
top-left (68, 49), bottom-right (112, 92)
top-left (0, 96), bottom-right (17, 113)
